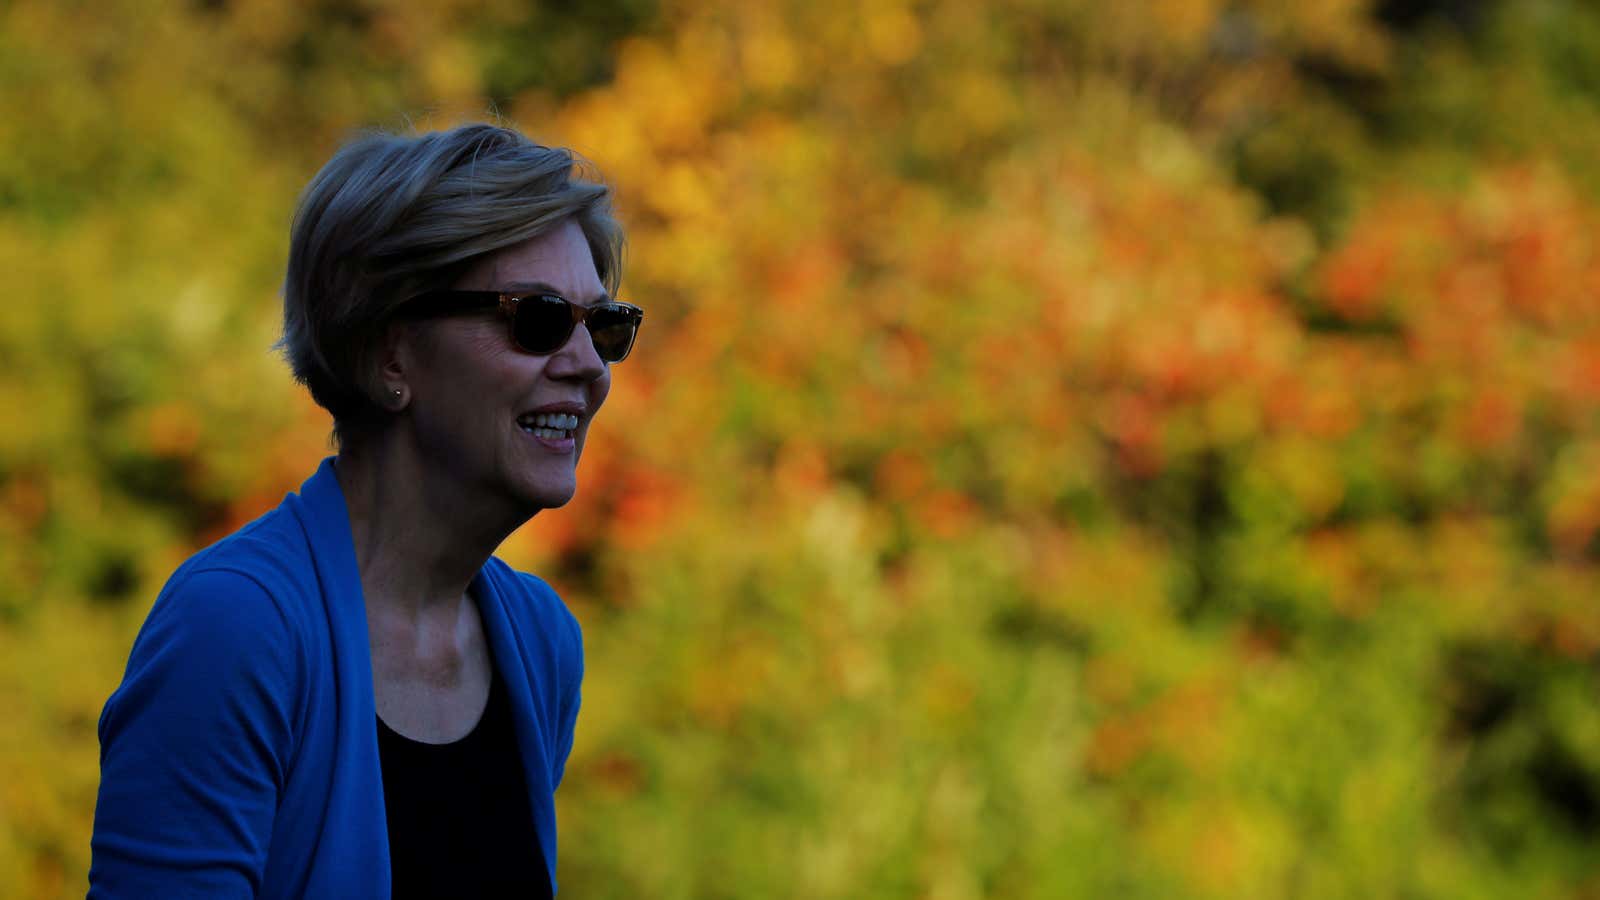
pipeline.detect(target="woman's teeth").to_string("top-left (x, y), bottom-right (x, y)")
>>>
top-left (518, 412), bottom-right (578, 438)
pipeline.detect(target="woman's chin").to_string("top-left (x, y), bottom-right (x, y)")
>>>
top-left (515, 476), bottom-right (577, 513)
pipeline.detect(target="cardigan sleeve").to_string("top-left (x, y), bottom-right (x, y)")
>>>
top-left (551, 605), bottom-right (584, 790)
top-left (89, 567), bottom-right (299, 899)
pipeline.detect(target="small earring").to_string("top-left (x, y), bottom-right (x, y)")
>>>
top-left (392, 389), bottom-right (402, 398)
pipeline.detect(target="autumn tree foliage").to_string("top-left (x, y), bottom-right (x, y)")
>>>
top-left (3, 0), bottom-right (1600, 897)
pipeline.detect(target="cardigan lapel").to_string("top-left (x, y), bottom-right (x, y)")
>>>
top-left (287, 457), bottom-right (392, 894)
top-left (472, 563), bottom-right (561, 892)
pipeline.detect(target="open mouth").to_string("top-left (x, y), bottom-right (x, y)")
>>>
top-left (517, 412), bottom-right (578, 440)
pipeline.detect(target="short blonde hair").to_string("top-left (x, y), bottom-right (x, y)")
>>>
top-left (278, 123), bottom-right (624, 446)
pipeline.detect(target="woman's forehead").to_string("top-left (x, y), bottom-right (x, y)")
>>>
top-left (461, 220), bottom-right (605, 301)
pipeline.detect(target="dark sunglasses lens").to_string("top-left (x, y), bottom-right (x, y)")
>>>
top-left (512, 295), bottom-right (577, 353)
top-left (588, 307), bottom-right (639, 362)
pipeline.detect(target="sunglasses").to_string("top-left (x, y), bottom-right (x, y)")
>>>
top-left (400, 290), bottom-right (643, 363)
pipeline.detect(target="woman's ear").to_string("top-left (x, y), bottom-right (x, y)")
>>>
top-left (366, 320), bottom-right (414, 411)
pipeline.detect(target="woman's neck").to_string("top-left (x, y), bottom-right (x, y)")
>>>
top-left (333, 436), bottom-right (525, 621)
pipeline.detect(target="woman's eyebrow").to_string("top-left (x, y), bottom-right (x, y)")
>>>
top-left (498, 280), bottom-right (611, 304)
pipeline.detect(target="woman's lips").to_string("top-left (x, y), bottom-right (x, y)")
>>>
top-left (518, 421), bottom-right (575, 453)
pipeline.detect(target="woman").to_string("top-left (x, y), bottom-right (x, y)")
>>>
top-left (88, 123), bottom-right (640, 898)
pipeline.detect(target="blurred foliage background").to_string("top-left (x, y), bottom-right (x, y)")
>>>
top-left (3, 0), bottom-right (1600, 896)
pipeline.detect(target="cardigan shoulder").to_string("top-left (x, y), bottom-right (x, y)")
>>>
top-left (104, 503), bottom-right (324, 742)
top-left (177, 503), bottom-right (321, 602)
top-left (488, 560), bottom-right (583, 674)
top-left (482, 558), bottom-right (577, 631)
top-left (101, 504), bottom-right (318, 756)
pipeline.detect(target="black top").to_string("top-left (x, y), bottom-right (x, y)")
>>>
top-left (377, 663), bottom-right (552, 900)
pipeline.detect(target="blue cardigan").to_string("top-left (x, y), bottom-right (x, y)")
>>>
top-left (89, 457), bottom-right (583, 898)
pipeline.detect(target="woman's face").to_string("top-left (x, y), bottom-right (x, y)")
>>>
top-left (400, 218), bottom-right (612, 513)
